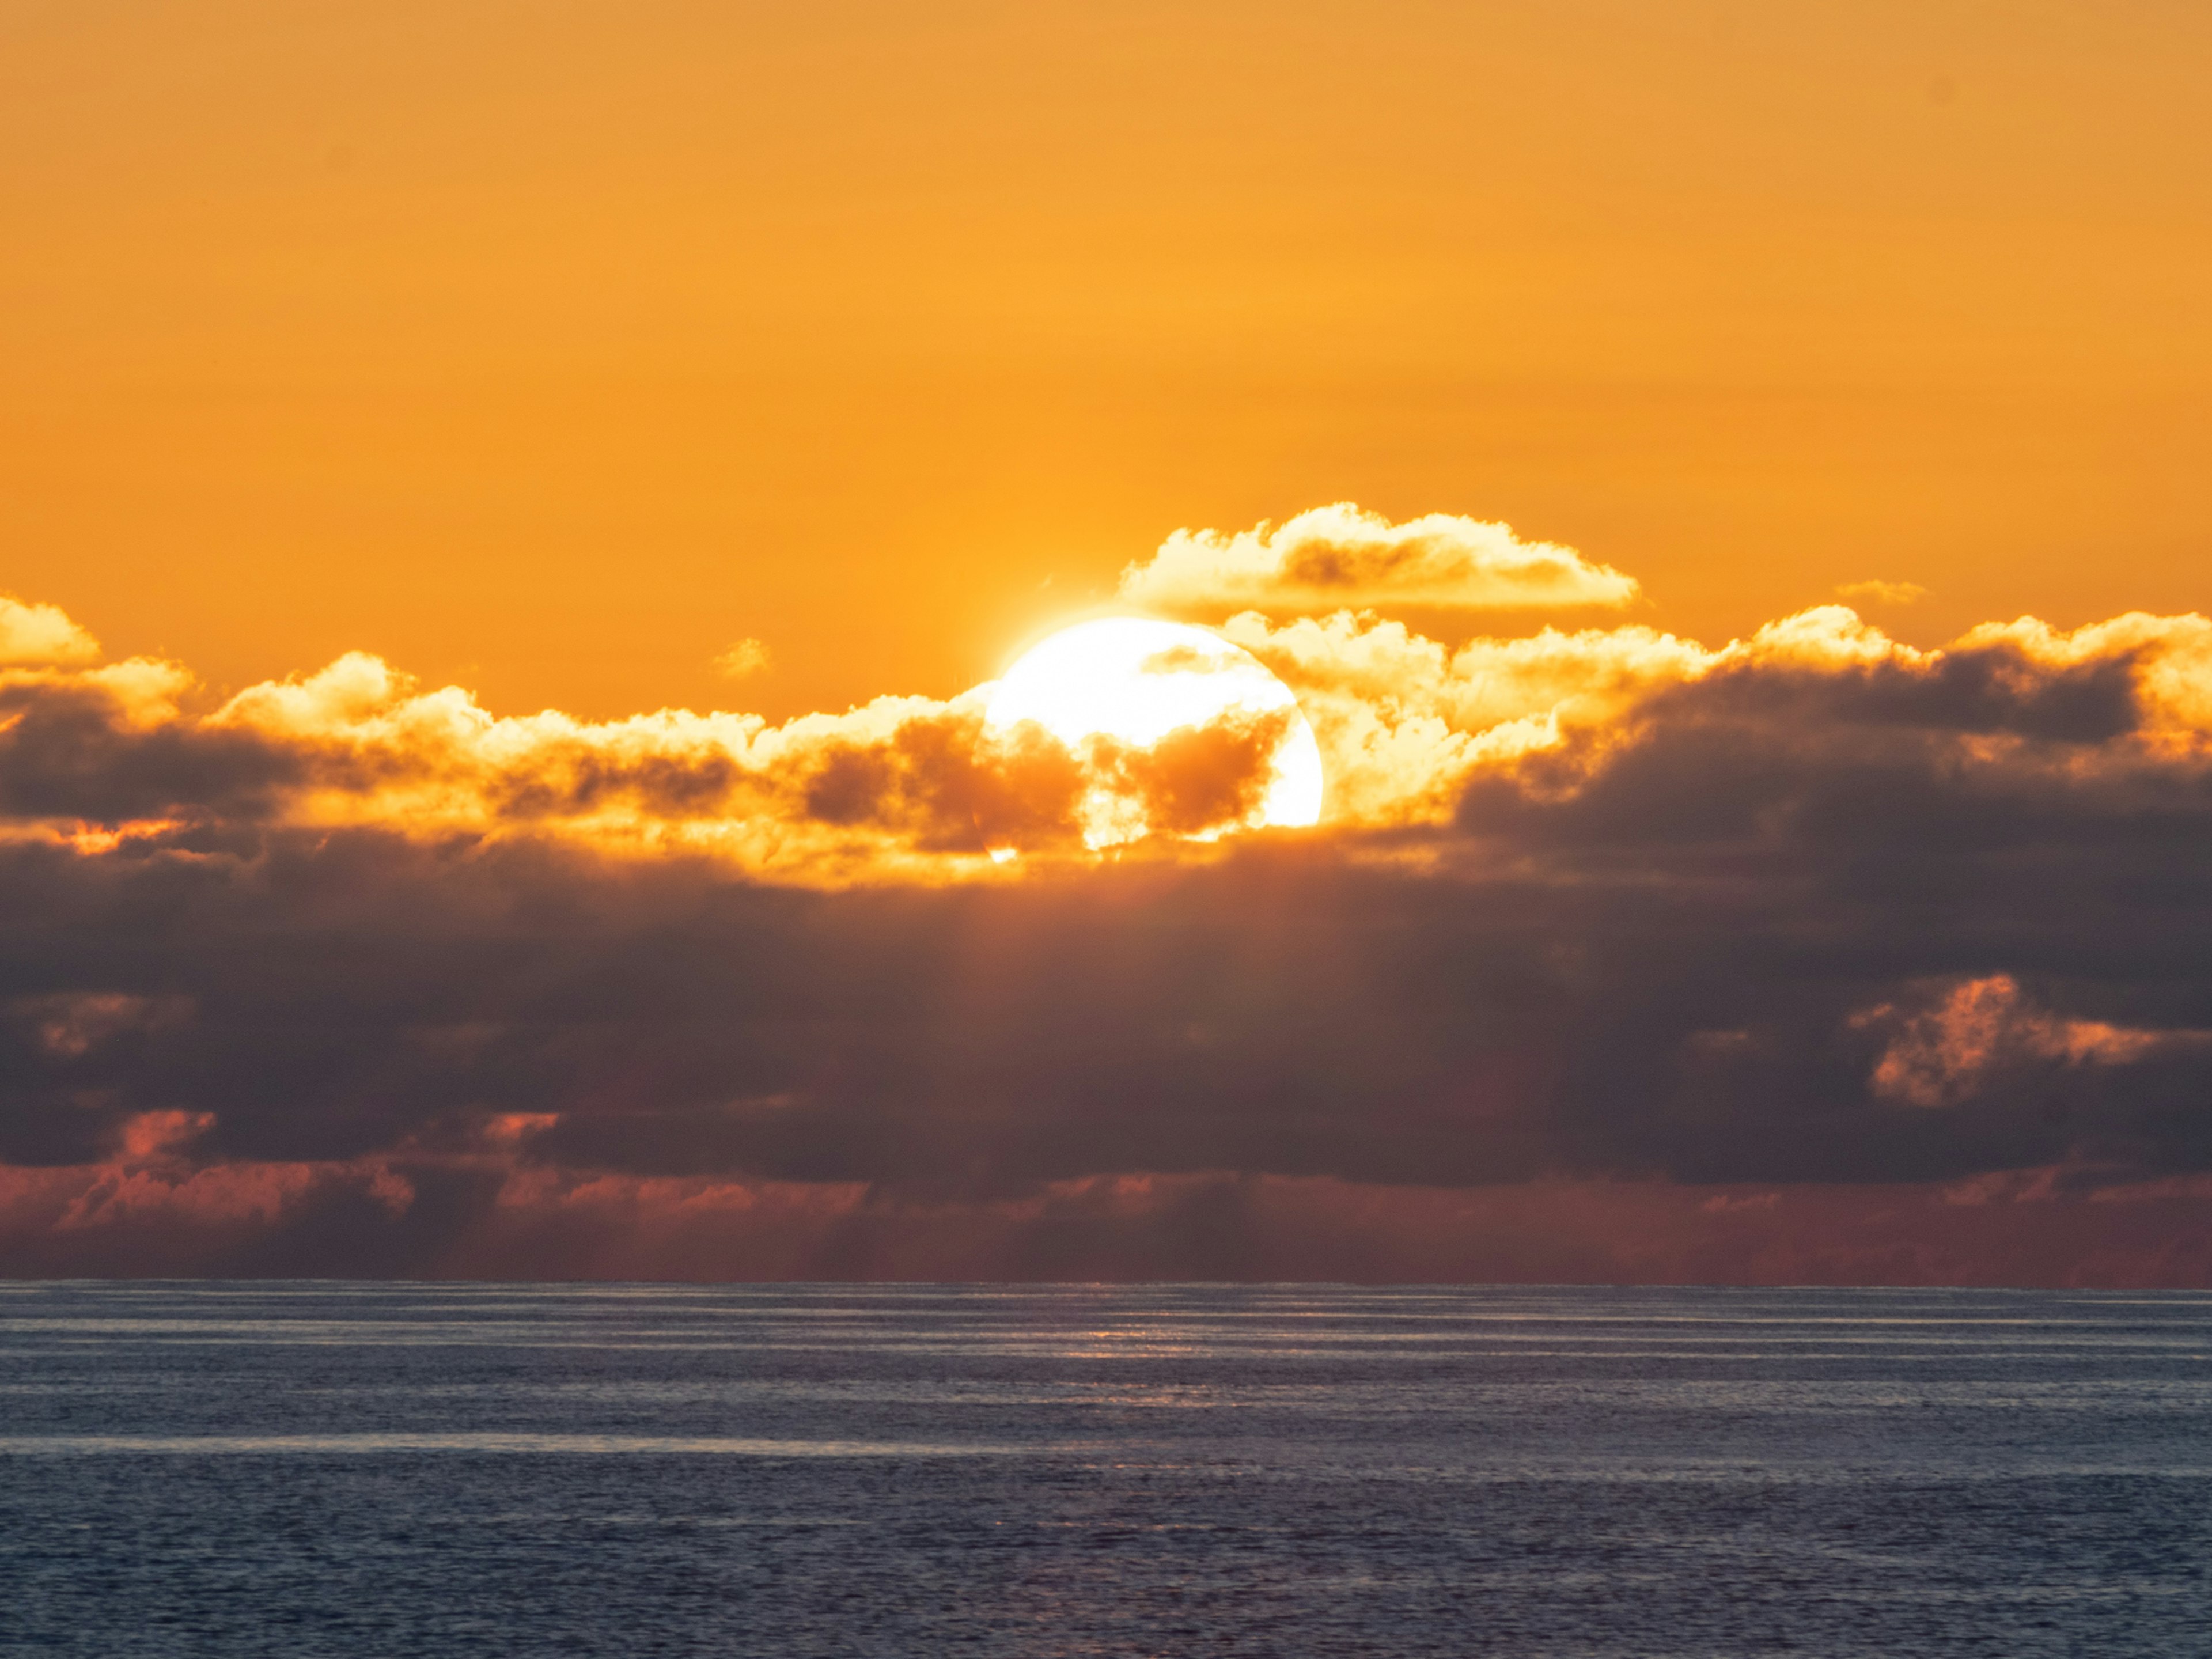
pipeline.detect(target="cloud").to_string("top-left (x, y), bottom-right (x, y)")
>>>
top-left (7, 1147), bottom-right (2212, 1285)
top-left (1854, 976), bottom-right (2202, 1109)
top-left (0, 595), bottom-right (100, 666)
top-left (1835, 580), bottom-right (1929, 606)
top-left (1119, 503), bottom-right (1640, 616)
top-left (2, 581), bottom-right (2212, 1280)
top-left (713, 638), bottom-right (771, 679)
top-left (1221, 611), bottom-right (1711, 823)
top-left (7, 992), bottom-right (193, 1061)
top-left (0, 644), bottom-right (1301, 875)
top-left (0, 674), bottom-right (302, 824)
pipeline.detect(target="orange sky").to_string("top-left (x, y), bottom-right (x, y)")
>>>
top-left (7, 0), bottom-right (2210, 723)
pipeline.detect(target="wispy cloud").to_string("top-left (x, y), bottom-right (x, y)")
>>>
top-left (712, 638), bottom-right (772, 679)
top-left (1836, 579), bottom-right (1929, 606)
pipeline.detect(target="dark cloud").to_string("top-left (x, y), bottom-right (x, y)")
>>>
top-left (801, 710), bottom-right (1090, 850)
top-left (486, 742), bottom-right (744, 820)
top-left (0, 680), bottom-right (300, 822)
top-left (3, 603), bottom-right (2212, 1280)
top-left (1093, 706), bottom-right (1297, 836)
top-left (1679, 635), bottom-right (2146, 743)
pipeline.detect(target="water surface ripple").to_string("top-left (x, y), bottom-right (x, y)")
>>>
top-left (3, 1282), bottom-right (2208, 1655)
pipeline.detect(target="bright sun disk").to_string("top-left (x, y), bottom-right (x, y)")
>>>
top-left (983, 617), bottom-right (1324, 849)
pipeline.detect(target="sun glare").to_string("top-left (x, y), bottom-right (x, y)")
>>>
top-left (984, 617), bottom-right (1324, 848)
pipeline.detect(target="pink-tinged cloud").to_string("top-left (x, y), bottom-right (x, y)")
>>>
top-left (4, 1147), bottom-right (2210, 1287)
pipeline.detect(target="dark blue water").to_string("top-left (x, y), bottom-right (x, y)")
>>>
top-left (3, 1283), bottom-right (2209, 1656)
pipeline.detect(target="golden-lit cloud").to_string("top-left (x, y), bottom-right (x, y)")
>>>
top-left (0, 594), bottom-right (100, 666)
top-left (3, 622), bottom-right (1320, 876)
top-left (1221, 609), bottom-right (1714, 824)
top-left (9, 582), bottom-right (2212, 878)
top-left (1118, 503), bottom-right (1640, 617)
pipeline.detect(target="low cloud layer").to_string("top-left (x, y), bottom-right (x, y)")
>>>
top-left (1119, 503), bottom-right (1640, 616)
top-left (5, 525), bottom-right (2212, 1283)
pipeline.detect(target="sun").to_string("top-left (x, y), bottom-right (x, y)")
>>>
top-left (983, 617), bottom-right (1324, 848)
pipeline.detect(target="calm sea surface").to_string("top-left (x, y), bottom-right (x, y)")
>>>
top-left (3, 1282), bottom-right (2210, 1656)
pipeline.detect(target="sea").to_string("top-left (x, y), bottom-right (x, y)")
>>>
top-left (2, 1282), bottom-right (2209, 1656)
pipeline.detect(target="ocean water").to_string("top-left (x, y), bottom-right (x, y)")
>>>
top-left (2, 1283), bottom-right (2209, 1656)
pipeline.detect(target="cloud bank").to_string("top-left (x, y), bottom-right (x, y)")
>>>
top-left (6, 509), bottom-right (2212, 1283)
